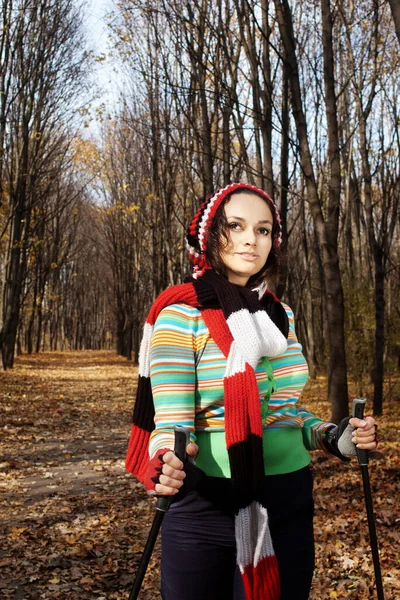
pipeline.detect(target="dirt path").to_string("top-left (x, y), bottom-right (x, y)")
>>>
top-left (1, 351), bottom-right (399, 599)
top-left (0, 351), bottom-right (160, 600)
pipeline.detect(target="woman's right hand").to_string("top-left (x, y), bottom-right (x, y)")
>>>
top-left (155, 443), bottom-right (198, 496)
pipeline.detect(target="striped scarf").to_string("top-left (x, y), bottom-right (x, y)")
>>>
top-left (126, 269), bottom-right (289, 600)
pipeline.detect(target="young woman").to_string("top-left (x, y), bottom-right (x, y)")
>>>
top-left (126, 182), bottom-right (377, 600)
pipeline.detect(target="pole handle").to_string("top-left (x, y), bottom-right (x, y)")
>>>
top-left (352, 398), bottom-right (369, 466)
top-left (155, 426), bottom-right (190, 512)
top-left (173, 425), bottom-right (190, 462)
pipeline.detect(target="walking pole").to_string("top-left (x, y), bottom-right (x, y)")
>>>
top-left (352, 398), bottom-right (385, 600)
top-left (128, 425), bottom-right (190, 600)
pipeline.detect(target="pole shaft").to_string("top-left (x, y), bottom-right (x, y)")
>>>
top-left (360, 466), bottom-right (385, 600)
top-left (128, 427), bottom-right (190, 600)
top-left (352, 398), bottom-right (385, 599)
top-left (129, 510), bottom-right (164, 600)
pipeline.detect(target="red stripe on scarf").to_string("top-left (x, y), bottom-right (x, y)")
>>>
top-left (201, 308), bottom-right (233, 358)
top-left (125, 424), bottom-right (151, 482)
top-left (242, 554), bottom-right (280, 600)
top-left (147, 284), bottom-right (199, 326)
top-left (224, 364), bottom-right (263, 446)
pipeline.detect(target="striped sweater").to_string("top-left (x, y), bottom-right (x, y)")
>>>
top-left (148, 302), bottom-right (333, 477)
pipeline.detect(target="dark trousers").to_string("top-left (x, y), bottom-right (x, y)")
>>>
top-left (160, 466), bottom-right (315, 600)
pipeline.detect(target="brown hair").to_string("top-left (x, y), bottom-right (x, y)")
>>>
top-left (205, 189), bottom-right (282, 288)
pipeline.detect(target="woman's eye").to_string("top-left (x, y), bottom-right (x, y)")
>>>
top-left (228, 222), bottom-right (241, 230)
top-left (259, 227), bottom-right (271, 235)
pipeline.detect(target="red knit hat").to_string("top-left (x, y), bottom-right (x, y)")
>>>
top-left (186, 182), bottom-right (282, 278)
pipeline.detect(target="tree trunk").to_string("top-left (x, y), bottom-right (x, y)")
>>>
top-left (27, 280), bottom-right (38, 355)
top-left (36, 303), bottom-right (43, 354)
top-left (388, 0), bottom-right (400, 46)
top-left (222, 105), bottom-right (231, 186)
top-left (1, 196), bottom-right (25, 369)
top-left (273, 0), bottom-right (348, 422)
top-left (373, 248), bottom-right (384, 415)
top-left (358, 108), bottom-right (385, 415)
top-left (260, 0), bottom-right (274, 197)
top-left (276, 54), bottom-right (289, 299)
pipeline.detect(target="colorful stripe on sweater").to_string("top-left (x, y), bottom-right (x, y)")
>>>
top-left (148, 303), bottom-right (333, 465)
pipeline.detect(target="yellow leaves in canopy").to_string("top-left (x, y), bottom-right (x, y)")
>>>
top-left (127, 204), bottom-right (139, 213)
top-left (105, 202), bottom-right (140, 216)
top-left (72, 137), bottom-right (103, 175)
top-left (145, 192), bottom-right (159, 203)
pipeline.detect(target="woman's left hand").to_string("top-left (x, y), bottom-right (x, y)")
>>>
top-left (349, 416), bottom-right (377, 450)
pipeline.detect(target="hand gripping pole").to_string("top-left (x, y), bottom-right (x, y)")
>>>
top-left (128, 426), bottom-right (190, 600)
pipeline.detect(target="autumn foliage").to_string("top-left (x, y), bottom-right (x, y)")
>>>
top-left (0, 352), bottom-right (399, 599)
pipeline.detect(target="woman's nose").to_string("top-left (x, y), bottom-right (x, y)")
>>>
top-left (244, 230), bottom-right (257, 245)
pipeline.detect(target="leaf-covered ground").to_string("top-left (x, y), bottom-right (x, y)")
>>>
top-left (1, 351), bottom-right (399, 599)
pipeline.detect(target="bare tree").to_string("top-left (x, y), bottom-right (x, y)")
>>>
top-left (272, 0), bottom-right (348, 421)
top-left (0, 0), bottom-right (90, 368)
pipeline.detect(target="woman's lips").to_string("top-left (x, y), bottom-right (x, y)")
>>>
top-left (236, 252), bottom-right (259, 261)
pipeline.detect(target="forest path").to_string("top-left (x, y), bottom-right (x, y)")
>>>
top-left (0, 351), bottom-right (160, 600)
top-left (1, 351), bottom-right (399, 599)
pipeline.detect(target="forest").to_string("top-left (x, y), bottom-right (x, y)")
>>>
top-left (1, 0), bottom-right (399, 421)
top-left (1, 1), bottom-right (399, 599)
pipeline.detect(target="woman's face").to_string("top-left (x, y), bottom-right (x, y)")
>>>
top-left (219, 192), bottom-right (274, 286)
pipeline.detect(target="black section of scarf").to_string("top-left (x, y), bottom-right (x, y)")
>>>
top-left (186, 270), bottom-right (289, 338)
